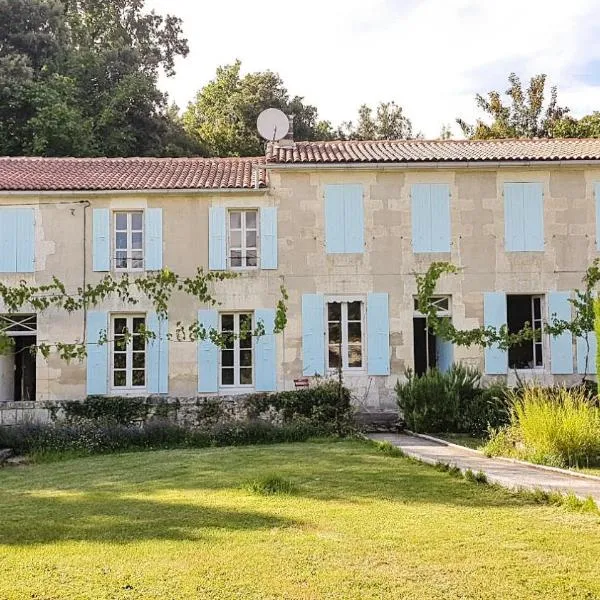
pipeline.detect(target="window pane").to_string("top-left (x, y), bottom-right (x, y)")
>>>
top-left (348, 345), bottom-right (363, 368)
top-left (221, 315), bottom-right (234, 331)
top-left (246, 251), bottom-right (257, 267)
top-left (131, 213), bottom-right (143, 231)
top-left (114, 319), bottom-right (127, 334)
top-left (114, 371), bottom-right (126, 387)
top-left (348, 322), bottom-right (362, 344)
top-left (116, 252), bottom-right (128, 269)
top-left (348, 302), bottom-right (361, 321)
top-left (116, 213), bottom-right (127, 230)
top-left (222, 368), bottom-right (234, 386)
top-left (240, 368), bottom-right (253, 385)
top-left (132, 370), bottom-right (145, 387)
top-left (240, 349), bottom-right (252, 367)
top-left (221, 350), bottom-right (234, 367)
top-left (230, 250), bottom-right (242, 268)
top-left (533, 298), bottom-right (542, 320)
top-left (115, 337), bottom-right (127, 351)
top-left (245, 211), bottom-right (257, 229)
top-left (133, 318), bottom-right (145, 333)
top-left (328, 303), bottom-right (341, 321)
top-left (116, 232), bottom-right (127, 250)
top-left (230, 212), bottom-right (241, 229)
top-left (246, 230), bottom-right (257, 248)
top-left (240, 314), bottom-right (252, 330)
top-left (113, 354), bottom-right (126, 369)
top-left (328, 323), bottom-right (341, 344)
top-left (132, 254), bottom-right (144, 269)
top-left (132, 335), bottom-right (145, 351)
top-left (132, 232), bottom-right (143, 250)
top-left (328, 346), bottom-right (341, 369)
top-left (435, 297), bottom-right (449, 312)
top-left (230, 230), bottom-right (242, 248)
top-left (133, 352), bottom-right (145, 369)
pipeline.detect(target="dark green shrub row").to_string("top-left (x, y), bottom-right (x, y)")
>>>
top-left (0, 419), bottom-right (332, 459)
top-left (395, 364), bottom-right (510, 434)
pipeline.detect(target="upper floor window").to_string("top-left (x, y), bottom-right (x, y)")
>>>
top-left (228, 210), bottom-right (258, 269)
top-left (220, 312), bottom-right (254, 387)
top-left (324, 184), bottom-right (364, 254)
top-left (411, 184), bottom-right (451, 253)
top-left (115, 211), bottom-right (144, 271)
top-left (0, 208), bottom-right (35, 273)
top-left (504, 182), bottom-right (544, 251)
top-left (327, 300), bottom-right (364, 370)
top-left (112, 315), bottom-right (146, 390)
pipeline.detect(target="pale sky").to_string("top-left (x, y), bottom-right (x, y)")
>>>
top-left (147, 0), bottom-right (600, 138)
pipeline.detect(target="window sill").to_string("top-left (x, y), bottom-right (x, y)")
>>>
top-left (218, 387), bottom-right (255, 395)
top-left (110, 389), bottom-right (148, 396)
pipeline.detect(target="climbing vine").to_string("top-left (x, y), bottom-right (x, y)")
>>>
top-left (0, 269), bottom-right (289, 362)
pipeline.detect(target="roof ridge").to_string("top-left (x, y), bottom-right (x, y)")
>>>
top-left (0, 155), bottom-right (266, 162)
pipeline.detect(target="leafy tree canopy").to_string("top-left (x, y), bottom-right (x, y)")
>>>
top-left (341, 101), bottom-right (416, 140)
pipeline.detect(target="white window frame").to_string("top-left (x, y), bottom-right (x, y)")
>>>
top-left (325, 296), bottom-right (366, 372)
top-left (507, 294), bottom-right (545, 371)
top-left (227, 209), bottom-right (259, 270)
top-left (219, 312), bottom-right (255, 389)
top-left (114, 211), bottom-right (144, 272)
top-left (110, 314), bottom-right (147, 392)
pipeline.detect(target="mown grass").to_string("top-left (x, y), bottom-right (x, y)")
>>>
top-left (1, 440), bottom-right (599, 599)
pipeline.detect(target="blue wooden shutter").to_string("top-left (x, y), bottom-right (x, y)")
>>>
top-left (255, 308), bottom-right (277, 391)
top-left (548, 292), bottom-right (574, 374)
top-left (436, 318), bottom-right (454, 373)
top-left (209, 207), bottom-right (227, 270)
top-left (523, 183), bottom-right (544, 251)
top-left (430, 184), bottom-right (451, 252)
top-left (93, 208), bottom-right (110, 272)
top-left (596, 183), bottom-right (600, 251)
top-left (367, 293), bottom-right (390, 375)
top-left (145, 208), bottom-right (163, 271)
top-left (198, 309), bottom-right (218, 392)
top-left (484, 292), bottom-right (508, 374)
top-left (504, 183), bottom-right (525, 251)
top-left (302, 294), bottom-right (325, 376)
top-left (0, 209), bottom-right (17, 272)
top-left (15, 209), bottom-right (35, 273)
top-left (577, 332), bottom-right (597, 375)
top-left (324, 185), bottom-right (345, 253)
top-left (86, 311), bottom-right (108, 395)
top-left (343, 184), bottom-right (364, 253)
top-left (411, 184), bottom-right (431, 253)
top-left (260, 207), bottom-right (278, 269)
top-left (146, 313), bottom-right (169, 394)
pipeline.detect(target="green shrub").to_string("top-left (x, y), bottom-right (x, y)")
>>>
top-left (484, 386), bottom-right (600, 468)
top-left (373, 440), bottom-right (405, 457)
top-left (61, 396), bottom-right (148, 425)
top-left (395, 365), bottom-right (510, 434)
top-left (464, 469), bottom-right (488, 484)
top-left (246, 475), bottom-right (296, 495)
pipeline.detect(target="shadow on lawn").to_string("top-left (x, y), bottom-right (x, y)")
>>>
top-left (0, 492), bottom-right (296, 546)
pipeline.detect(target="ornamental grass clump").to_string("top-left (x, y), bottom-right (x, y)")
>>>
top-left (484, 386), bottom-right (600, 469)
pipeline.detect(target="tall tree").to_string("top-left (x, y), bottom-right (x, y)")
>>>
top-left (341, 101), bottom-right (414, 140)
top-left (182, 60), bottom-right (336, 157)
top-left (457, 73), bottom-right (571, 139)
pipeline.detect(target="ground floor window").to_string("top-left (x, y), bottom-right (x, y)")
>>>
top-left (0, 314), bottom-right (36, 402)
top-left (112, 315), bottom-right (146, 389)
top-left (327, 300), bottom-right (364, 370)
top-left (220, 312), bottom-right (254, 387)
top-left (413, 296), bottom-right (452, 376)
top-left (507, 295), bottom-right (544, 369)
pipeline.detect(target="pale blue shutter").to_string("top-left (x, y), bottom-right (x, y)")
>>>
top-left (260, 207), bottom-right (278, 269)
top-left (504, 183), bottom-right (525, 251)
top-left (325, 185), bottom-right (345, 253)
top-left (411, 184), bottom-right (431, 253)
top-left (548, 292), bottom-right (574, 374)
top-left (596, 183), bottom-right (600, 251)
top-left (209, 207), bottom-right (227, 270)
top-left (523, 183), bottom-right (544, 251)
top-left (255, 308), bottom-right (276, 391)
top-left (436, 318), bottom-right (454, 373)
top-left (302, 294), bottom-right (325, 376)
top-left (93, 208), bottom-right (110, 272)
top-left (577, 332), bottom-right (597, 375)
top-left (343, 184), bottom-right (364, 253)
top-left (145, 208), bottom-right (163, 271)
top-left (484, 292), bottom-right (508, 374)
top-left (198, 309), bottom-right (218, 392)
top-left (146, 313), bottom-right (169, 393)
top-left (0, 209), bottom-right (17, 272)
top-left (86, 311), bottom-right (108, 395)
top-left (430, 184), bottom-right (451, 252)
top-left (15, 209), bottom-right (35, 272)
top-left (367, 293), bottom-right (390, 375)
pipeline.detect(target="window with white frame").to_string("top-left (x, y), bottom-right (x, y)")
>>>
top-left (507, 295), bottom-right (544, 369)
top-left (228, 210), bottom-right (258, 268)
top-left (220, 312), bottom-right (254, 387)
top-left (112, 315), bottom-right (146, 389)
top-left (413, 296), bottom-right (452, 375)
top-left (115, 211), bottom-right (144, 271)
top-left (327, 300), bottom-right (364, 370)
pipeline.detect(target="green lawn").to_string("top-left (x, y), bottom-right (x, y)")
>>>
top-left (1, 440), bottom-right (599, 600)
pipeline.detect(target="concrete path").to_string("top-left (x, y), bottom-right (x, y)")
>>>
top-left (371, 433), bottom-right (600, 504)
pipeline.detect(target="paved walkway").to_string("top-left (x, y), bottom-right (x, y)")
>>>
top-left (370, 433), bottom-right (600, 504)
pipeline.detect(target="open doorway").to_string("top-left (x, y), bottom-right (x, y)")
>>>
top-left (413, 297), bottom-right (454, 376)
top-left (0, 315), bottom-right (37, 403)
top-left (507, 295), bottom-right (544, 369)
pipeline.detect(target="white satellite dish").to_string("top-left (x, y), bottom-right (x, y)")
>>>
top-left (257, 108), bottom-right (290, 142)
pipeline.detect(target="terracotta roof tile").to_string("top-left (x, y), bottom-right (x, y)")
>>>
top-left (266, 139), bottom-right (600, 164)
top-left (0, 156), bottom-right (266, 191)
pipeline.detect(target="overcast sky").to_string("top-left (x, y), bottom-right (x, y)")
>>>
top-left (146, 0), bottom-right (600, 138)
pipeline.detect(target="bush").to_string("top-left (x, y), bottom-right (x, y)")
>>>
top-left (484, 386), bottom-right (600, 468)
top-left (246, 475), bottom-right (296, 495)
top-left (395, 365), bottom-right (510, 434)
